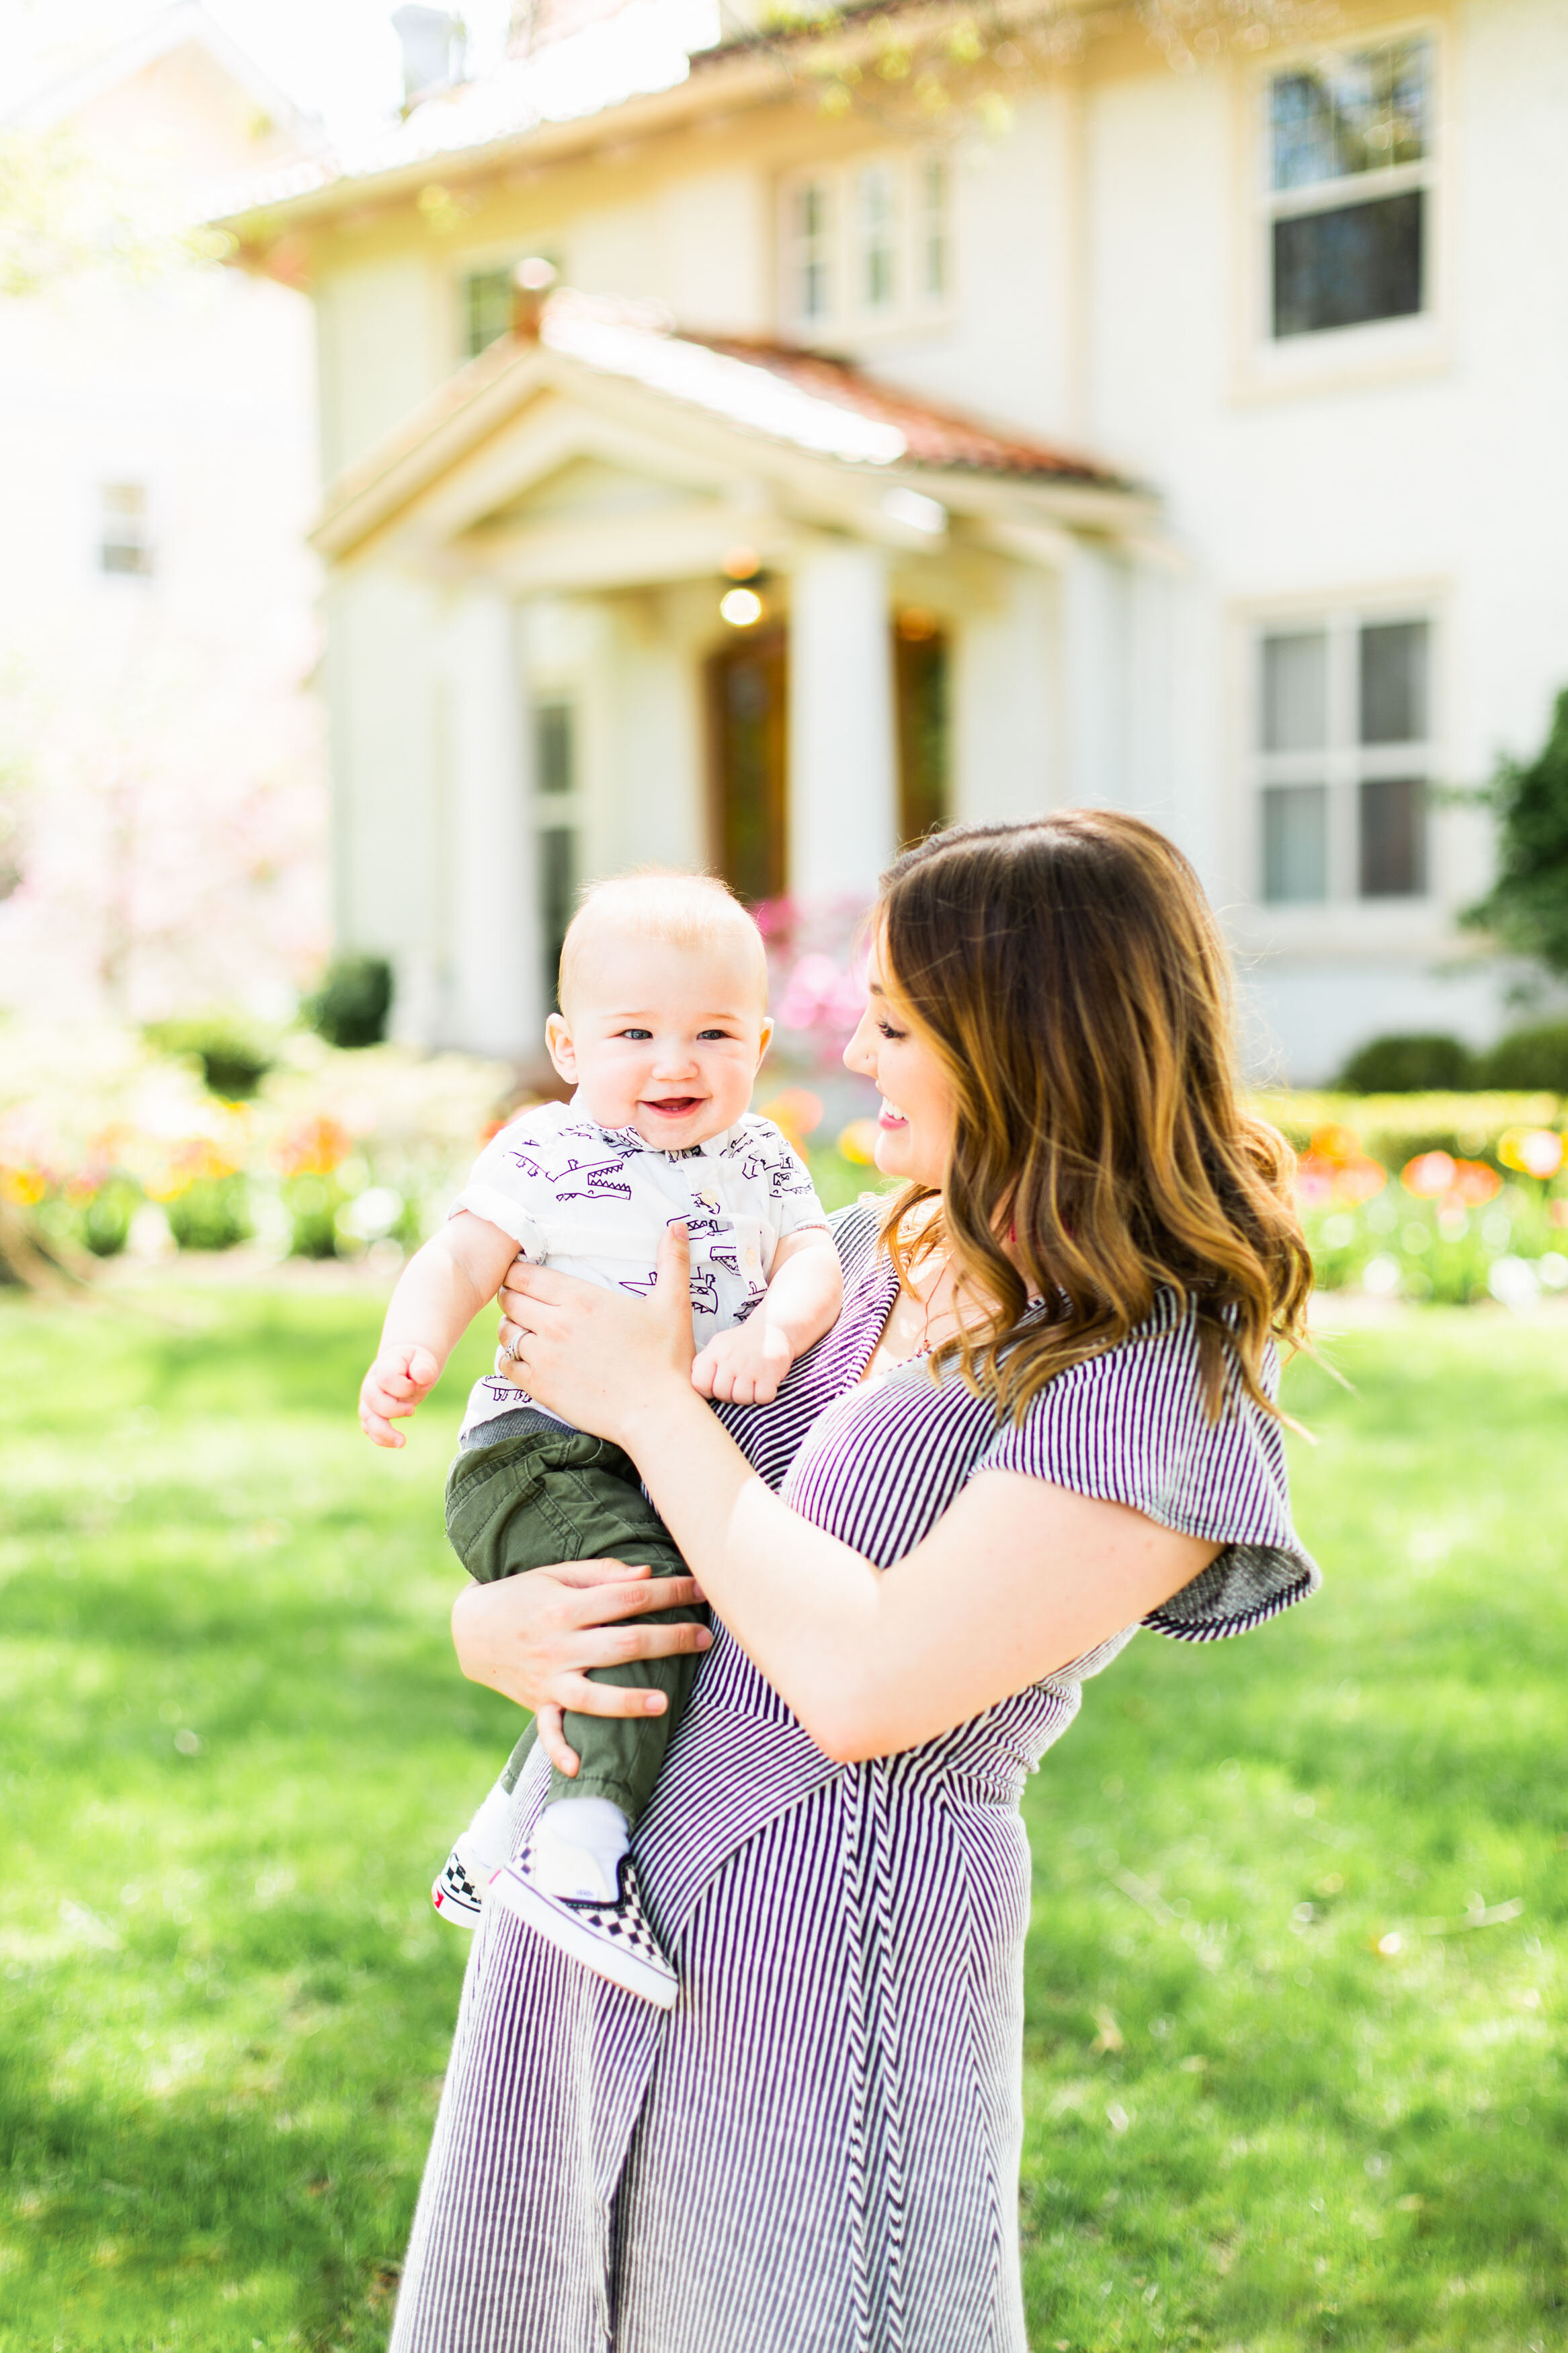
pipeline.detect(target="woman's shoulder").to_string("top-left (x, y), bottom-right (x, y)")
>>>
top-left (827, 1193), bottom-right (893, 1281)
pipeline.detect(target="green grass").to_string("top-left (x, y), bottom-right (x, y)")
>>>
top-left (0, 1291), bottom-right (1563, 2350)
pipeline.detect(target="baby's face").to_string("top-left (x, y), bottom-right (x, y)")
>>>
top-left (546, 931), bottom-right (772, 1150)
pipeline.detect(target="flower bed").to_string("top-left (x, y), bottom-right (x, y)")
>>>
top-left (3, 1031), bottom-right (1564, 1305)
top-left (1253, 1091), bottom-right (1568, 1306)
top-left (0, 1024), bottom-right (516, 1274)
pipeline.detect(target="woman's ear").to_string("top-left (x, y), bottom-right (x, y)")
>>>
top-left (545, 1012), bottom-right (578, 1084)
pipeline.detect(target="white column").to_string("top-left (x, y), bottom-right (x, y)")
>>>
top-left (952, 561), bottom-right (1059, 823)
top-left (444, 587), bottom-right (542, 1059)
top-left (1061, 539), bottom-right (1131, 809)
top-left (788, 541), bottom-right (898, 902)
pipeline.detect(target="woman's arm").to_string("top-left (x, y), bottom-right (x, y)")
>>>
top-left (499, 1229), bottom-right (1218, 1763)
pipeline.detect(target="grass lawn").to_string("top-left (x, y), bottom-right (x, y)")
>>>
top-left (0, 1283), bottom-right (1563, 2351)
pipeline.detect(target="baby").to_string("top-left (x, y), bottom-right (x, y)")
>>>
top-left (358, 871), bottom-right (842, 2007)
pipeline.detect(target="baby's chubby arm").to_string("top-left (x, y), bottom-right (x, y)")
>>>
top-left (359, 1211), bottom-right (522, 1447)
top-left (692, 1228), bottom-right (843, 1408)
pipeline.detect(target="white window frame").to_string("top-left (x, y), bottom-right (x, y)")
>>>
top-left (1246, 601), bottom-right (1441, 914)
top-left (778, 149), bottom-right (954, 342)
top-left (1235, 19), bottom-right (1448, 398)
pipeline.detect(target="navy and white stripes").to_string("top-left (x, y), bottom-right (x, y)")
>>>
top-left (390, 1198), bottom-right (1318, 2353)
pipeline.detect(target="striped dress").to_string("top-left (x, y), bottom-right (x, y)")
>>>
top-left (390, 1200), bottom-right (1318, 2353)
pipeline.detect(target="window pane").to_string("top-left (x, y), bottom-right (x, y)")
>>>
top-left (1270, 38), bottom-right (1431, 191)
top-left (860, 165), bottom-right (897, 310)
top-left (1261, 630), bottom-right (1327, 751)
top-left (539, 826), bottom-right (577, 1010)
top-left (921, 156), bottom-right (948, 299)
top-left (1358, 776), bottom-right (1426, 895)
top-left (1272, 190), bottom-right (1423, 337)
top-left (795, 182), bottom-right (832, 320)
top-left (1262, 783), bottom-right (1329, 902)
top-left (536, 700), bottom-right (574, 796)
top-left (463, 267), bottom-right (515, 359)
top-left (1360, 620), bottom-right (1428, 744)
top-left (99, 481), bottom-right (151, 575)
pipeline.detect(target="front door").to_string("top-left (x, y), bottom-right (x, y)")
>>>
top-left (706, 627), bottom-right (788, 904)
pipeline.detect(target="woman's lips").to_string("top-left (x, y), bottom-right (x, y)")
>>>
top-left (878, 1101), bottom-right (907, 1129)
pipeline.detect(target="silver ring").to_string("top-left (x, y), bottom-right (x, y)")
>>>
top-left (499, 1337), bottom-right (522, 1361)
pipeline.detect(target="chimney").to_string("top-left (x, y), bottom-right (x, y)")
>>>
top-left (392, 5), bottom-right (465, 110)
top-left (511, 255), bottom-right (558, 340)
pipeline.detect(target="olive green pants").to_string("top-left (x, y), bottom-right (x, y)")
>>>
top-left (444, 1410), bottom-right (704, 1822)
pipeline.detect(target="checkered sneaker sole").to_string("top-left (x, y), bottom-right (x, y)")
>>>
top-left (431, 1845), bottom-right (485, 1930)
top-left (489, 1851), bottom-right (678, 2008)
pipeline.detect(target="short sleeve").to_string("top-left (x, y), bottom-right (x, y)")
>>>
top-left (747, 1121), bottom-right (829, 1240)
top-left (447, 1114), bottom-right (555, 1258)
top-left (972, 1295), bottom-right (1319, 1642)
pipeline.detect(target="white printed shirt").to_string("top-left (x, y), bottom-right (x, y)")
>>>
top-left (451, 1096), bottom-right (829, 1438)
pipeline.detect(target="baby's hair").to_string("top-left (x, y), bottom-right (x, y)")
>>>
top-left (557, 869), bottom-right (768, 1012)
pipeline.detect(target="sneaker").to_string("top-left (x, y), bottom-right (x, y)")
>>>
top-left (431, 1844), bottom-right (487, 1929)
top-left (488, 1849), bottom-right (677, 2008)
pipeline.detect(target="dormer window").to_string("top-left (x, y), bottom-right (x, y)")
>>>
top-left (780, 151), bottom-right (952, 339)
top-left (1265, 36), bottom-right (1434, 339)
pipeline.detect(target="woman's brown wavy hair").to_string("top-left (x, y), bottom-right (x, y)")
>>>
top-left (877, 812), bottom-right (1311, 1419)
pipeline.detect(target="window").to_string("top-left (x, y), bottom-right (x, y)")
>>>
top-left (533, 698), bottom-right (580, 1009)
top-left (462, 267), bottom-right (515, 360)
top-left (99, 482), bottom-right (152, 576)
top-left (459, 251), bottom-right (562, 361)
top-left (1254, 612), bottom-right (1432, 905)
top-left (1265, 36), bottom-right (1433, 340)
top-left (781, 151), bottom-right (951, 336)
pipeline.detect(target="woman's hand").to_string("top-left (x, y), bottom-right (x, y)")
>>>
top-left (452, 1560), bottom-right (710, 1778)
top-left (496, 1222), bottom-right (698, 1446)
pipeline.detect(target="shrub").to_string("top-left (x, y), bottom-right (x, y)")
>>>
top-left (1337, 1033), bottom-right (1477, 1093)
top-left (145, 1014), bottom-right (275, 1099)
top-left (303, 955), bottom-right (394, 1050)
top-left (1481, 1021), bottom-right (1568, 1092)
top-left (164, 1174), bottom-right (251, 1251)
top-left (1463, 685), bottom-right (1568, 981)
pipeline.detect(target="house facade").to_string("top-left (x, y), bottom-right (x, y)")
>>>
top-left (222, 0), bottom-right (1568, 1080)
top-left (0, 3), bottom-right (325, 1023)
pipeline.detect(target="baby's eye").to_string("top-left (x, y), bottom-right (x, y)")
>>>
top-left (696, 1028), bottom-right (735, 1042)
top-left (617, 1027), bottom-right (653, 1041)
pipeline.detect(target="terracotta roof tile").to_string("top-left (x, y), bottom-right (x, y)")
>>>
top-left (683, 335), bottom-right (1124, 486)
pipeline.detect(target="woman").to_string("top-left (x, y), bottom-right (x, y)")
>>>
top-left (391, 813), bottom-right (1319, 2353)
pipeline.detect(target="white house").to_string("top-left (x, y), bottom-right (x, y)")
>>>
top-left (218, 0), bottom-right (1568, 1080)
top-left (0, 3), bottom-right (325, 1023)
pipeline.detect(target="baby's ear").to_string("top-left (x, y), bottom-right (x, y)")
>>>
top-left (545, 1012), bottom-right (577, 1082)
top-left (756, 1016), bottom-right (775, 1066)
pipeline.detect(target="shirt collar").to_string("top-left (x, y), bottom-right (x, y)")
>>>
top-left (567, 1092), bottom-right (745, 1161)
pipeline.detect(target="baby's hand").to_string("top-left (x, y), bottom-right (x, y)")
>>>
top-left (360, 1345), bottom-right (442, 1448)
top-left (691, 1316), bottom-right (794, 1407)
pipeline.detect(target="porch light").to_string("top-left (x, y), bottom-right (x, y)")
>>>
top-left (720, 587), bottom-right (764, 627)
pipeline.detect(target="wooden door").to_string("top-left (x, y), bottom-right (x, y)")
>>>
top-left (706, 627), bottom-right (788, 903)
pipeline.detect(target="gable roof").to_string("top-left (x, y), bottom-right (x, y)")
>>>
top-left (315, 288), bottom-right (1142, 565)
top-left (0, 1), bottom-right (316, 143)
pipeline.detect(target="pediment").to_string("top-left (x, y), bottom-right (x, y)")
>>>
top-left (476, 454), bottom-right (714, 532)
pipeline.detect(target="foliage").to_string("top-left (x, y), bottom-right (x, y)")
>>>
top-left (1464, 686), bottom-right (1568, 983)
top-left (1337, 1033), bottom-right (1477, 1093)
top-left (144, 1014), bottom-right (278, 1101)
top-left (1, 1298), bottom-right (1564, 2348)
top-left (1483, 1020), bottom-right (1568, 1094)
top-left (729, 0), bottom-right (1326, 127)
top-left (0, 126), bottom-right (230, 299)
top-left (304, 956), bottom-right (396, 1051)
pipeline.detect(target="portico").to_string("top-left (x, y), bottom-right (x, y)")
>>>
top-left (311, 290), bottom-right (1159, 1060)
